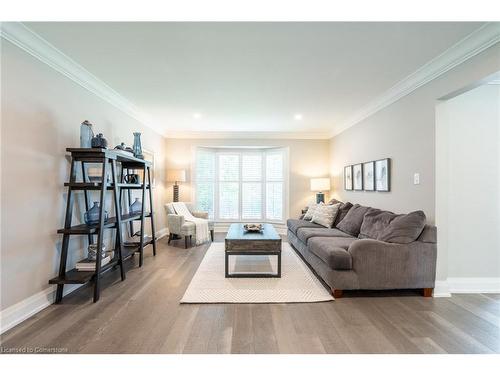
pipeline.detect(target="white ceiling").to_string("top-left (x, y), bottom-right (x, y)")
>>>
top-left (25, 22), bottom-right (485, 137)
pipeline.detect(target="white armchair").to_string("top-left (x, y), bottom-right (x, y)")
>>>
top-left (165, 202), bottom-right (214, 248)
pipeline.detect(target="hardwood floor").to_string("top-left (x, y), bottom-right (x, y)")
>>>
top-left (1, 234), bottom-right (499, 354)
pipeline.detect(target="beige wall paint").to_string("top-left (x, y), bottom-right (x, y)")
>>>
top-left (329, 44), bottom-right (500, 224)
top-left (164, 138), bottom-right (331, 220)
top-left (1, 42), bottom-right (168, 310)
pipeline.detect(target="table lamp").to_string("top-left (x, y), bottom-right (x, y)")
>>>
top-left (167, 169), bottom-right (186, 202)
top-left (310, 178), bottom-right (330, 203)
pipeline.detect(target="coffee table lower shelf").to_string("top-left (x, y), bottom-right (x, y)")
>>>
top-left (224, 250), bottom-right (281, 278)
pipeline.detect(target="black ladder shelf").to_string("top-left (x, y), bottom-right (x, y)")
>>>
top-left (49, 148), bottom-right (157, 303)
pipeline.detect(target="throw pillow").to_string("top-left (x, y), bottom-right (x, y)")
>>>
top-left (311, 203), bottom-right (341, 228)
top-left (359, 209), bottom-right (427, 244)
top-left (333, 201), bottom-right (353, 227)
top-left (377, 210), bottom-right (427, 244)
top-left (358, 208), bottom-right (391, 239)
top-left (303, 202), bottom-right (324, 221)
top-left (327, 198), bottom-right (343, 205)
top-left (336, 204), bottom-right (371, 236)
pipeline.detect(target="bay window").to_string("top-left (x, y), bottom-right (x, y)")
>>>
top-left (194, 147), bottom-right (287, 222)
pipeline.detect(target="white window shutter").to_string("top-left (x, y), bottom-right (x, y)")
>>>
top-left (195, 148), bottom-right (285, 222)
top-left (195, 149), bottom-right (215, 219)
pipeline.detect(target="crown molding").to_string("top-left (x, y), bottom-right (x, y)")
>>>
top-left (163, 130), bottom-right (331, 139)
top-left (330, 22), bottom-right (500, 138)
top-left (2, 22), bottom-right (498, 141)
top-left (0, 22), bottom-right (161, 135)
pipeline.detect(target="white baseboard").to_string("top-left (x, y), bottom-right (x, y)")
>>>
top-left (155, 227), bottom-right (168, 239)
top-left (447, 277), bottom-right (500, 293)
top-left (0, 284), bottom-right (81, 334)
top-left (0, 227), bottom-right (168, 335)
top-left (433, 280), bottom-right (452, 297)
top-left (432, 277), bottom-right (500, 297)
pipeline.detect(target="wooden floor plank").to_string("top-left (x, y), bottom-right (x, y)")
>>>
top-left (1, 233), bottom-right (499, 354)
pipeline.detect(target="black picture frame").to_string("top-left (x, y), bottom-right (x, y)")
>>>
top-left (363, 161), bottom-right (375, 191)
top-left (344, 165), bottom-right (353, 190)
top-left (352, 163), bottom-right (363, 191)
top-left (375, 158), bottom-right (391, 192)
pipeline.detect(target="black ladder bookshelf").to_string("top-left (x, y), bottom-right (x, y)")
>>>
top-left (49, 148), bottom-right (157, 303)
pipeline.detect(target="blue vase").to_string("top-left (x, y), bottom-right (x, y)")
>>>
top-left (84, 202), bottom-right (108, 225)
top-left (130, 198), bottom-right (142, 214)
top-left (132, 132), bottom-right (143, 159)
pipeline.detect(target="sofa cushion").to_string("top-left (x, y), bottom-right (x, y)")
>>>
top-left (311, 203), bottom-right (341, 228)
top-left (308, 237), bottom-right (355, 270)
top-left (327, 198), bottom-right (343, 205)
top-left (357, 208), bottom-right (386, 239)
top-left (336, 204), bottom-right (371, 236)
top-left (359, 210), bottom-right (427, 244)
top-left (286, 219), bottom-right (322, 235)
top-left (296, 227), bottom-right (353, 243)
top-left (333, 201), bottom-right (353, 227)
top-left (303, 202), bottom-right (324, 221)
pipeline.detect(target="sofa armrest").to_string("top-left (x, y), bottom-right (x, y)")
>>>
top-left (347, 239), bottom-right (436, 289)
top-left (167, 214), bottom-right (185, 234)
top-left (192, 211), bottom-right (209, 219)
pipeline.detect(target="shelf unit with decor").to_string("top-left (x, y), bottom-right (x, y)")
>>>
top-left (49, 148), bottom-right (157, 303)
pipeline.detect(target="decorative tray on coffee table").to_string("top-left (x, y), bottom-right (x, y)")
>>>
top-left (243, 223), bottom-right (263, 232)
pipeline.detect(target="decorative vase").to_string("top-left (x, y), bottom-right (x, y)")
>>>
top-left (129, 198), bottom-right (142, 214)
top-left (87, 244), bottom-right (107, 261)
top-left (84, 202), bottom-right (109, 225)
top-left (91, 133), bottom-right (108, 149)
top-left (132, 132), bottom-right (144, 159)
top-left (80, 120), bottom-right (94, 148)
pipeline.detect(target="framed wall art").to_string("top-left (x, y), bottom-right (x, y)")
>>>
top-left (344, 165), bottom-right (353, 190)
top-left (353, 163), bottom-right (363, 191)
top-left (375, 158), bottom-right (390, 192)
top-left (363, 161), bottom-right (375, 191)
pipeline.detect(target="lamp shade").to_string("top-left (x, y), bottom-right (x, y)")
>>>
top-left (310, 178), bottom-right (330, 192)
top-left (167, 169), bottom-right (186, 183)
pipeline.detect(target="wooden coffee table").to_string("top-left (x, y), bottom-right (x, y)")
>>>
top-left (225, 223), bottom-right (282, 278)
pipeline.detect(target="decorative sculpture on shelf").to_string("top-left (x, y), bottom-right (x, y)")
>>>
top-left (91, 133), bottom-right (108, 149)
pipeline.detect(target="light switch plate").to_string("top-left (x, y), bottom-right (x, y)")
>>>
top-left (414, 173), bottom-right (420, 185)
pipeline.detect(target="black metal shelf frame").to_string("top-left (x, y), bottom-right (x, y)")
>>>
top-left (50, 148), bottom-right (157, 303)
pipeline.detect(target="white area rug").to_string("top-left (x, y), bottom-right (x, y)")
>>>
top-left (180, 242), bottom-right (334, 303)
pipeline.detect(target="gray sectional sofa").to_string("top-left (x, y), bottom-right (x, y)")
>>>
top-left (287, 201), bottom-right (437, 298)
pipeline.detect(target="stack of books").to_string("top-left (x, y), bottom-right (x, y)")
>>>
top-left (76, 256), bottom-right (111, 271)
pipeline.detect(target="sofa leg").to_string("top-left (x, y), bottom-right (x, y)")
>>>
top-left (168, 233), bottom-right (173, 244)
top-left (332, 289), bottom-right (343, 298)
top-left (423, 288), bottom-right (433, 297)
top-left (185, 236), bottom-right (188, 249)
top-left (210, 229), bottom-right (214, 241)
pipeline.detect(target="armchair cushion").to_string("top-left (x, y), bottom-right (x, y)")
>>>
top-left (192, 211), bottom-right (209, 219)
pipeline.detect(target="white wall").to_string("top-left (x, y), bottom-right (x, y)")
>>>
top-left (436, 84), bottom-right (500, 284)
top-left (330, 44), bottom-right (500, 224)
top-left (1, 40), bottom-right (169, 314)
